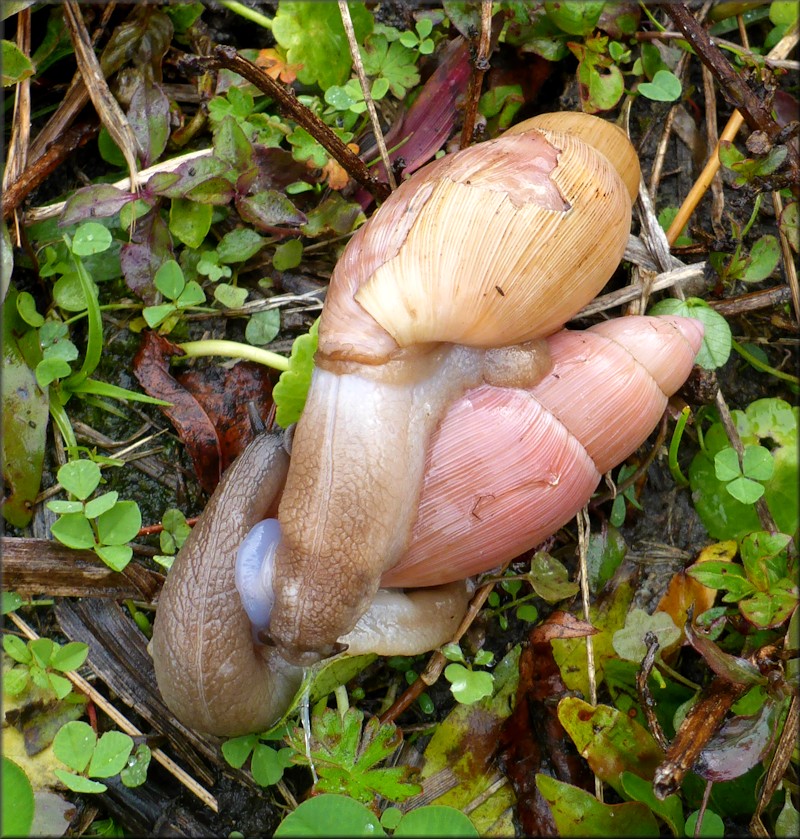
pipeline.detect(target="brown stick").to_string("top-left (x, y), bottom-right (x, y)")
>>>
top-left (2, 537), bottom-right (162, 601)
top-left (197, 46), bottom-right (390, 202)
top-left (658, 3), bottom-right (799, 183)
top-left (2, 123), bottom-right (100, 220)
top-left (459, 0), bottom-right (493, 149)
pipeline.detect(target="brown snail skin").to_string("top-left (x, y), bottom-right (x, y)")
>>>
top-left (151, 113), bottom-right (704, 736)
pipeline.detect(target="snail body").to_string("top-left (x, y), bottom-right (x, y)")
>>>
top-left (152, 114), bottom-right (703, 735)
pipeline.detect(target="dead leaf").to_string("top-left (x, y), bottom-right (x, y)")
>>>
top-left (133, 332), bottom-right (274, 493)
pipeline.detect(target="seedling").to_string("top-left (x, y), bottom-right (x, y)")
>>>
top-left (3, 636), bottom-right (88, 700)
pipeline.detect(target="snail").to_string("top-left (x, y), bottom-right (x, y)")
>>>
top-left (151, 114), bottom-right (703, 736)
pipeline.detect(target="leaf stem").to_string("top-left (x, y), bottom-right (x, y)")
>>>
top-left (176, 339), bottom-right (290, 371)
top-left (216, 0), bottom-right (273, 29)
top-left (668, 406), bottom-right (692, 487)
top-left (731, 339), bottom-right (800, 384)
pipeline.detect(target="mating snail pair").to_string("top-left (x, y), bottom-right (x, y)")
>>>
top-left (151, 113), bottom-right (703, 736)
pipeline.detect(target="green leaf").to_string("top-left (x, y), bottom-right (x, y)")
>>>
top-left (169, 197), bottom-right (212, 249)
top-left (36, 357), bottom-right (72, 387)
top-left (714, 446), bottom-right (742, 482)
top-left (648, 297), bottom-right (731, 369)
top-left (274, 794), bottom-right (385, 837)
top-left (620, 772), bottom-right (684, 838)
top-left (120, 743), bottom-right (151, 788)
top-left (739, 581), bottom-right (798, 629)
top-left (84, 491), bottom-right (120, 520)
top-left (2, 591), bottom-right (24, 614)
top-left (53, 769), bottom-right (107, 794)
top-left (176, 281), bottom-right (206, 308)
top-left (273, 238), bottom-right (303, 271)
top-left (71, 223), bottom-right (112, 256)
top-left (214, 283), bottom-right (249, 309)
top-left (217, 228), bottom-right (266, 264)
top-left (251, 743), bottom-right (293, 787)
top-left (638, 69), bottom-right (682, 102)
top-left (143, 303), bottom-right (177, 329)
top-left (558, 699), bottom-right (664, 796)
top-left (611, 609), bottom-right (681, 664)
top-left (726, 475), bottom-right (766, 504)
top-left (444, 664), bottom-right (494, 705)
top-left (30, 637), bottom-right (54, 667)
top-left (57, 459), bottom-right (102, 500)
top-left (742, 445), bottom-right (775, 482)
top-left (742, 235), bottom-right (780, 282)
top-left (48, 672), bottom-right (73, 700)
top-left (394, 806), bottom-right (478, 837)
top-left (221, 734), bottom-right (258, 769)
top-left (51, 641), bottom-right (89, 672)
top-left (688, 560), bottom-right (757, 600)
top-left (53, 720), bottom-right (97, 773)
top-left (2, 39), bottom-right (35, 86)
top-left (536, 775), bottom-right (660, 836)
top-left (154, 259), bottom-right (185, 300)
top-left (88, 731), bottom-right (134, 778)
top-left (360, 36), bottom-right (419, 98)
top-left (16, 291), bottom-right (44, 327)
top-left (528, 551), bottom-right (580, 601)
top-left (2, 757), bottom-right (35, 838)
top-left (96, 544), bottom-right (133, 571)
top-left (96, 500), bottom-right (141, 546)
top-left (3, 669), bottom-right (28, 697)
top-left (273, 2), bottom-right (374, 89)
top-left (3, 634), bottom-right (32, 664)
top-left (273, 319), bottom-right (319, 427)
top-left (685, 809), bottom-right (725, 837)
top-left (246, 310), bottom-right (281, 346)
top-left (50, 512), bottom-right (97, 550)
top-left (544, 0), bottom-right (604, 35)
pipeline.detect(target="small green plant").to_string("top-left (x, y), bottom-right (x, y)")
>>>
top-left (486, 575), bottom-right (541, 631)
top-left (708, 194), bottom-right (781, 284)
top-left (274, 794), bottom-right (478, 837)
top-left (713, 444), bottom-right (774, 504)
top-left (688, 531), bottom-right (797, 629)
top-left (142, 259), bottom-right (207, 332)
top-left (47, 457), bottom-right (142, 572)
top-left (441, 643), bottom-right (495, 704)
top-left (688, 398), bottom-right (798, 540)
top-left (152, 508), bottom-right (192, 571)
top-left (222, 726), bottom-right (295, 788)
top-left (52, 720), bottom-right (150, 793)
top-left (3, 636), bottom-right (88, 700)
top-left (398, 17), bottom-right (435, 55)
top-left (609, 463), bottom-right (644, 526)
top-left (284, 704), bottom-right (421, 803)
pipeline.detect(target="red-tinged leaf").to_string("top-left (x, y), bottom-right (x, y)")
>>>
top-left (176, 362), bottom-right (274, 472)
top-left (498, 620), bottom-right (594, 836)
top-left (236, 190), bottom-right (306, 230)
top-left (695, 696), bottom-right (783, 782)
top-left (128, 81), bottom-right (170, 167)
top-left (250, 147), bottom-right (314, 192)
top-left (301, 194), bottom-right (364, 238)
top-left (536, 775), bottom-right (660, 837)
top-left (557, 698), bottom-right (664, 796)
top-left (369, 37), bottom-right (471, 186)
top-left (132, 332), bottom-right (222, 493)
top-left (120, 210), bottom-right (173, 304)
top-left (60, 184), bottom-right (138, 226)
top-left (685, 622), bottom-right (766, 687)
top-left (147, 154), bottom-right (233, 201)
